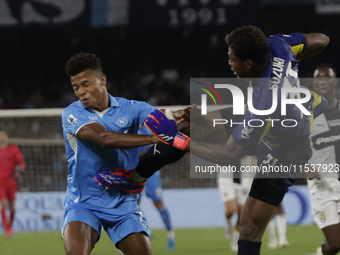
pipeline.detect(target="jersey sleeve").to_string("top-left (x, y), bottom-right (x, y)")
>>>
top-left (62, 106), bottom-right (96, 136)
top-left (14, 145), bottom-right (26, 169)
top-left (129, 100), bottom-right (156, 126)
top-left (272, 33), bottom-right (307, 56)
top-left (310, 90), bottom-right (328, 118)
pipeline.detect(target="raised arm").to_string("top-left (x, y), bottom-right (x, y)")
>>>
top-left (298, 33), bottom-right (330, 59)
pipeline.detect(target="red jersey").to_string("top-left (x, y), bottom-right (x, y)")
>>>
top-left (0, 144), bottom-right (26, 180)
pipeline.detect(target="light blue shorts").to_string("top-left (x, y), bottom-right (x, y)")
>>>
top-left (137, 171), bottom-right (163, 202)
top-left (62, 198), bottom-right (149, 246)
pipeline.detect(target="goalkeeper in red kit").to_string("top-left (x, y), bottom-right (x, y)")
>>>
top-left (0, 128), bottom-right (25, 237)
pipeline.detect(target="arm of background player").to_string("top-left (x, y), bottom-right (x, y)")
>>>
top-left (15, 146), bottom-right (26, 171)
top-left (298, 33), bottom-right (330, 59)
top-left (77, 122), bottom-right (160, 149)
top-left (185, 135), bottom-right (253, 165)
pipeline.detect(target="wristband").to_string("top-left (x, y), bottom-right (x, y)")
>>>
top-left (173, 132), bottom-right (190, 150)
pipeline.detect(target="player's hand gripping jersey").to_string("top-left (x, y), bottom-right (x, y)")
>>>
top-left (232, 33), bottom-right (328, 164)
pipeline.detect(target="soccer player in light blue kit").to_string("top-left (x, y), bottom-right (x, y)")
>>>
top-left (61, 52), bottom-right (159, 255)
top-left (137, 125), bottom-right (176, 251)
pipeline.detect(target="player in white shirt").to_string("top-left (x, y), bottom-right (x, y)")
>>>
top-left (307, 64), bottom-right (340, 255)
top-left (217, 157), bottom-right (250, 252)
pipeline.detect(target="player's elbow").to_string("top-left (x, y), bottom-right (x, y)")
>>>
top-left (316, 33), bottom-right (330, 48)
top-left (300, 33), bottom-right (330, 59)
top-left (306, 33), bottom-right (330, 52)
top-left (98, 132), bottom-right (112, 148)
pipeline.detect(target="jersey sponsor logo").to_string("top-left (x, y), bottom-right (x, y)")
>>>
top-left (328, 119), bottom-right (340, 127)
top-left (116, 117), bottom-right (128, 127)
top-left (67, 114), bottom-right (78, 125)
top-left (88, 116), bottom-right (97, 120)
top-left (315, 134), bottom-right (340, 146)
top-left (153, 144), bottom-right (161, 155)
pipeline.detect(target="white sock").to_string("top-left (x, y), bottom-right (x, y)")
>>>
top-left (276, 214), bottom-right (287, 241)
top-left (131, 170), bottom-right (147, 182)
top-left (267, 219), bottom-right (277, 242)
top-left (226, 217), bottom-right (232, 229)
top-left (167, 230), bottom-right (175, 239)
top-left (233, 230), bottom-right (239, 241)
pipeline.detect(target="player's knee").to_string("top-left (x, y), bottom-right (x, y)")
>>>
top-left (324, 239), bottom-right (340, 253)
top-left (239, 218), bottom-right (256, 234)
top-left (64, 243), bottom-right (91, 255)
top-left (239, 216), bottom-right (265, 241)
top-left (153, 201), bottom-right (164, 210)
top-left (225, 201), bottom-right (238, 216)
top-left (225, 211), bottom-right (233, 218)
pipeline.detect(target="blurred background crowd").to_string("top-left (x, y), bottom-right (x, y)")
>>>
top-left (1, 0), bottom-right (340, 109)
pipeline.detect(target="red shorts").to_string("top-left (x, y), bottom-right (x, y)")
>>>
top-left (0, 178), bottom-right (17, 201)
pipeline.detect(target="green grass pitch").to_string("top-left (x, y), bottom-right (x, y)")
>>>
top-left (0, 225), bottom-right (323, 255)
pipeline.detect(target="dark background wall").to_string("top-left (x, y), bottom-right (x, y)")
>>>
top-left (0, 1), bottom-right (339, 109)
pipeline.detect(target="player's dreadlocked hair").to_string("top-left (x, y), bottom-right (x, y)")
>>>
top-left (65, 52), bottom-right (103, 77)
top-left (226, 25), bottom-right (269, 66)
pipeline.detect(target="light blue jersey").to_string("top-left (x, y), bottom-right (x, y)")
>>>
top-left (62, 94), bottom-right (155, 209)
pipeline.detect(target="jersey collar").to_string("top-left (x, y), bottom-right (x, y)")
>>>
top-left (108, 94), bottom-right (119, 108)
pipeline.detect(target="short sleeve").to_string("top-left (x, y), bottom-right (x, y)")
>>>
top-left (271, 33), bottom-right (307, 56)
top-left (129, 100), bottom-right (156, 127)
top-left (310, 90), bottom-right (328, 118)
top-left (62, 106), bottom-right (96, 136)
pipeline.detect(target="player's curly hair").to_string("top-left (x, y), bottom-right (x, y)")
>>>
top-left (65, 52), bottom-right (102, 77)
top-left (226, 25), bottom-right (269, 66)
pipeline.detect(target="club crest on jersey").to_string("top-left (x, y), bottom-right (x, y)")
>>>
top-left (67, 114), bottom-right (78, 125)
top-left (318, 212), bottom-right (326, 223)
top-left (116, 117), bottom-right (128, 127)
